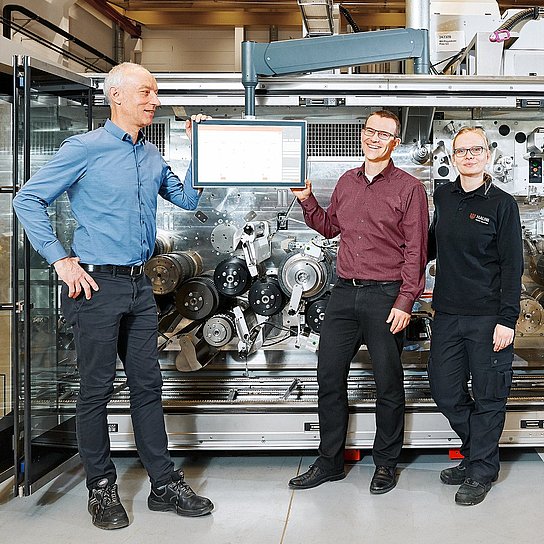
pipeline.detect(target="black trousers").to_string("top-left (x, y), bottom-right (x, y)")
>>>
top-left (61, 272), bottom-right (174, 490)
top-left (315, 280), bottom-right (405, 472)
top-left (428, 312), bottom-right (514, 483)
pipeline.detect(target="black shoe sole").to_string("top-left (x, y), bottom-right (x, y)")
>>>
top-left (288, 471), bottom-right (346, 490)
top-left (92, 518), bottom-right (130, 530)
top-left (148, 499), bottom-right (214, 517)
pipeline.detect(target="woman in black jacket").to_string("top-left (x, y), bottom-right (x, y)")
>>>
top-left (428, 126), bottom-right (523, 506)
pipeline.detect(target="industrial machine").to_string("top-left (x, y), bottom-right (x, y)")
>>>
top-left (23, 72), bottom-right (543, 455)
top-left (4, 0), bottom-right (544, 495)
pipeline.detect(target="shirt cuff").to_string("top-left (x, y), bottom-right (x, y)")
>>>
top-left (497, 317), bottom-right (518, 330)
top-left (393, 293), bottom-right (414, 314)
top-left (299, 194), bottom-right (319, 211)
top-left (42, 241), bottom-right (69, 265)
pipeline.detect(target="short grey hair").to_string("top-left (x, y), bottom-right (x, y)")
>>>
top-left (103, 62), bottom-right (149, 105)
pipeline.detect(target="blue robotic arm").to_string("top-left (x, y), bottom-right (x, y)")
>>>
top-left (242, 28), bottom-right (429, 115)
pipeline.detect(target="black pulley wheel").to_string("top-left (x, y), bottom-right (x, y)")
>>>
top-left (248, 276), bottom-right (286, 316)
top-left (175, 274), bottom-right (220, 320)
top-left (305, 294), bottom-right (330, 333)
top-left (214, 257), bottom-right (252, 297)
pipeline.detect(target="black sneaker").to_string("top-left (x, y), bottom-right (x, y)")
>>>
top-left (440, 462), bottom-right (467, 485)
top-left (148, 470), bottom-right (214, 517)
top-left (88, 478), bottom-right (129, 530)
top-left (455, 478), bottom-right (492, 506)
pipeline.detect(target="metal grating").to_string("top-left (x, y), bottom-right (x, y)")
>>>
top-left (95, 121), bottom-right (168, 157)
top-left (307, 121), bottom-right (364, 158)
top-left (143, 122), bottom-right (166, 156)
top-left (31, 121), bottom-right (78, 155)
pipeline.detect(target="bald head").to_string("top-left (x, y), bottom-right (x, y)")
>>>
top-left (103, 62), bottom-right (152, 105)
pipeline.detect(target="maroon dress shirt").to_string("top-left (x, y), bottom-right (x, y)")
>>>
top-left (299, 160), bottom-right (429, 314)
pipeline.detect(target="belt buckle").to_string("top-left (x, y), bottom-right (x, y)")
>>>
top-left (130, 265), bottom-right (142, 276)
top-left (352, 279), bottom-right (358, 287)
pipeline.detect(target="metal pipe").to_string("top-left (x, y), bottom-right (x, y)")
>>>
top-left (406, 0), bottom-right (430, 74)
top-left (241, 40), bottom-right (257, 118)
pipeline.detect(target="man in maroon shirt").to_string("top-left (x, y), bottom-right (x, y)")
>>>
top-left (288, 110), bottom-right (428, 494)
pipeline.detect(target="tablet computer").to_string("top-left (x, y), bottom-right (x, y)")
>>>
top-left (192, 119), bottom-right (307, 188)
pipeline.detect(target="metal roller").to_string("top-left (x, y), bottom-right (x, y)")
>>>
top-left (210, 223), bottom-right (239, 254)
top-left (531, 287), bottom-right (544, 303)
top-left (278, 251), bottom-right (332, 301)
top-left (518, 295), bottom-right (544, 335)
top-left (214, 257), bottom-right (252, 297)
top-left (535, 255), bottom-right (544, 285)
top-left (153, 231), bottom-right (175, 256)
top-left (175, 273), bottom-right (221, 321)
top-left (305, 294), bottom-right (330, 333)
top-left (145, 251), bottom-right (203, 294)
top-left (248, 276), bottom-right (285, 316)
top-left (203, 313), bottom-right (236, 347)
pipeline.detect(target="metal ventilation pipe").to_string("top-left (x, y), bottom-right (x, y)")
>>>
top-left (406, 0), bottom-right (430, 73)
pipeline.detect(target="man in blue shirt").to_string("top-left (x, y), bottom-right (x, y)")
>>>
top-left (13, 62), bottom-right (212, 530)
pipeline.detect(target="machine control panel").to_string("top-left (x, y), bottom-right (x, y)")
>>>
top-left (529, 157), bottom-right (543, 184)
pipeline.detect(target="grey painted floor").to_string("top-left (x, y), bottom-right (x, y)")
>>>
top-left (0, 449), bottom-right (542, 544)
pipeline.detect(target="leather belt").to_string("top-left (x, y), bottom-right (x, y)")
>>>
top-left (339, 277), bottom-right (400, 287)
top-left (80, 263), bottom-right (145, 277)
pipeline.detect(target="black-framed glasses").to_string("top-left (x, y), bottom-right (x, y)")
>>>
top-left (362, 126), bottom-right (397, 141)
top-left (453, 146), bottom-right (486, 158)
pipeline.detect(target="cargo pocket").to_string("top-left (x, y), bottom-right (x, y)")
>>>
top-left (487, 350), bottom-right (514, 399)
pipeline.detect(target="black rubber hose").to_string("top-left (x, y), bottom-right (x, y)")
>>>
top-left (339, 5), bottom-right (360, 33)
top-left (493, 6), bottom-right (539, 33)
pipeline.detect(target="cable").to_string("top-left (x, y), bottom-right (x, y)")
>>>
top-left (339, 5), bottom-right (360, 33)
top-left (262, 334), bottom-right (292, 347)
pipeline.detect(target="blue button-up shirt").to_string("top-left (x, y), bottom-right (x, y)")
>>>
top-left (13, 119), bottom-right (200, 266)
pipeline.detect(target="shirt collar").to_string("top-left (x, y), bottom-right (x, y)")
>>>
top-left (451, 173), bottom-right (493, 198)
top-left (104, 119), bottom-right (146, 144)
top-left (358, 159), bottom-right (395, 184)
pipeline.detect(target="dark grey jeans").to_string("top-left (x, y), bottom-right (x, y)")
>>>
top-left (428, 312), bottom-right (513, 483)
top-left (314, 279), bottom-right (405, 472)
top-left (61, 271), bottom-right (174, 490)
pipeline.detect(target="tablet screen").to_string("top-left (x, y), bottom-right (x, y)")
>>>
top-left (192, 119), bottom-right (306, 188)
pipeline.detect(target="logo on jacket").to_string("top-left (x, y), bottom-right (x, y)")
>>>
top-left (469, 212), bottom-right (490, 225)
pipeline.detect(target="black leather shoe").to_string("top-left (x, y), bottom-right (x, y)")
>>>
top-left (370, 465), bottom-right (397, 495)
top-left (288, 465), bottom-right (346, 490)
top-left (88, 479), bottom-right (129, 530)
top-left (148, 470), bottom-right (214, 517)
top-left (455, 478), bottom-right (492, 506)
top-left (440, 462), bottom-right (467, 485)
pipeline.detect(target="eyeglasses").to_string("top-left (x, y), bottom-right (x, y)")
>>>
top-left (362, 126), bottom-right (397, 141)
top-left (452, 146), bottom-right (486, 158)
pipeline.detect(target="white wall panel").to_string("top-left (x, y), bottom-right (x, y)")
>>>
top-left (141, 27), bottom-right (236, 72)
